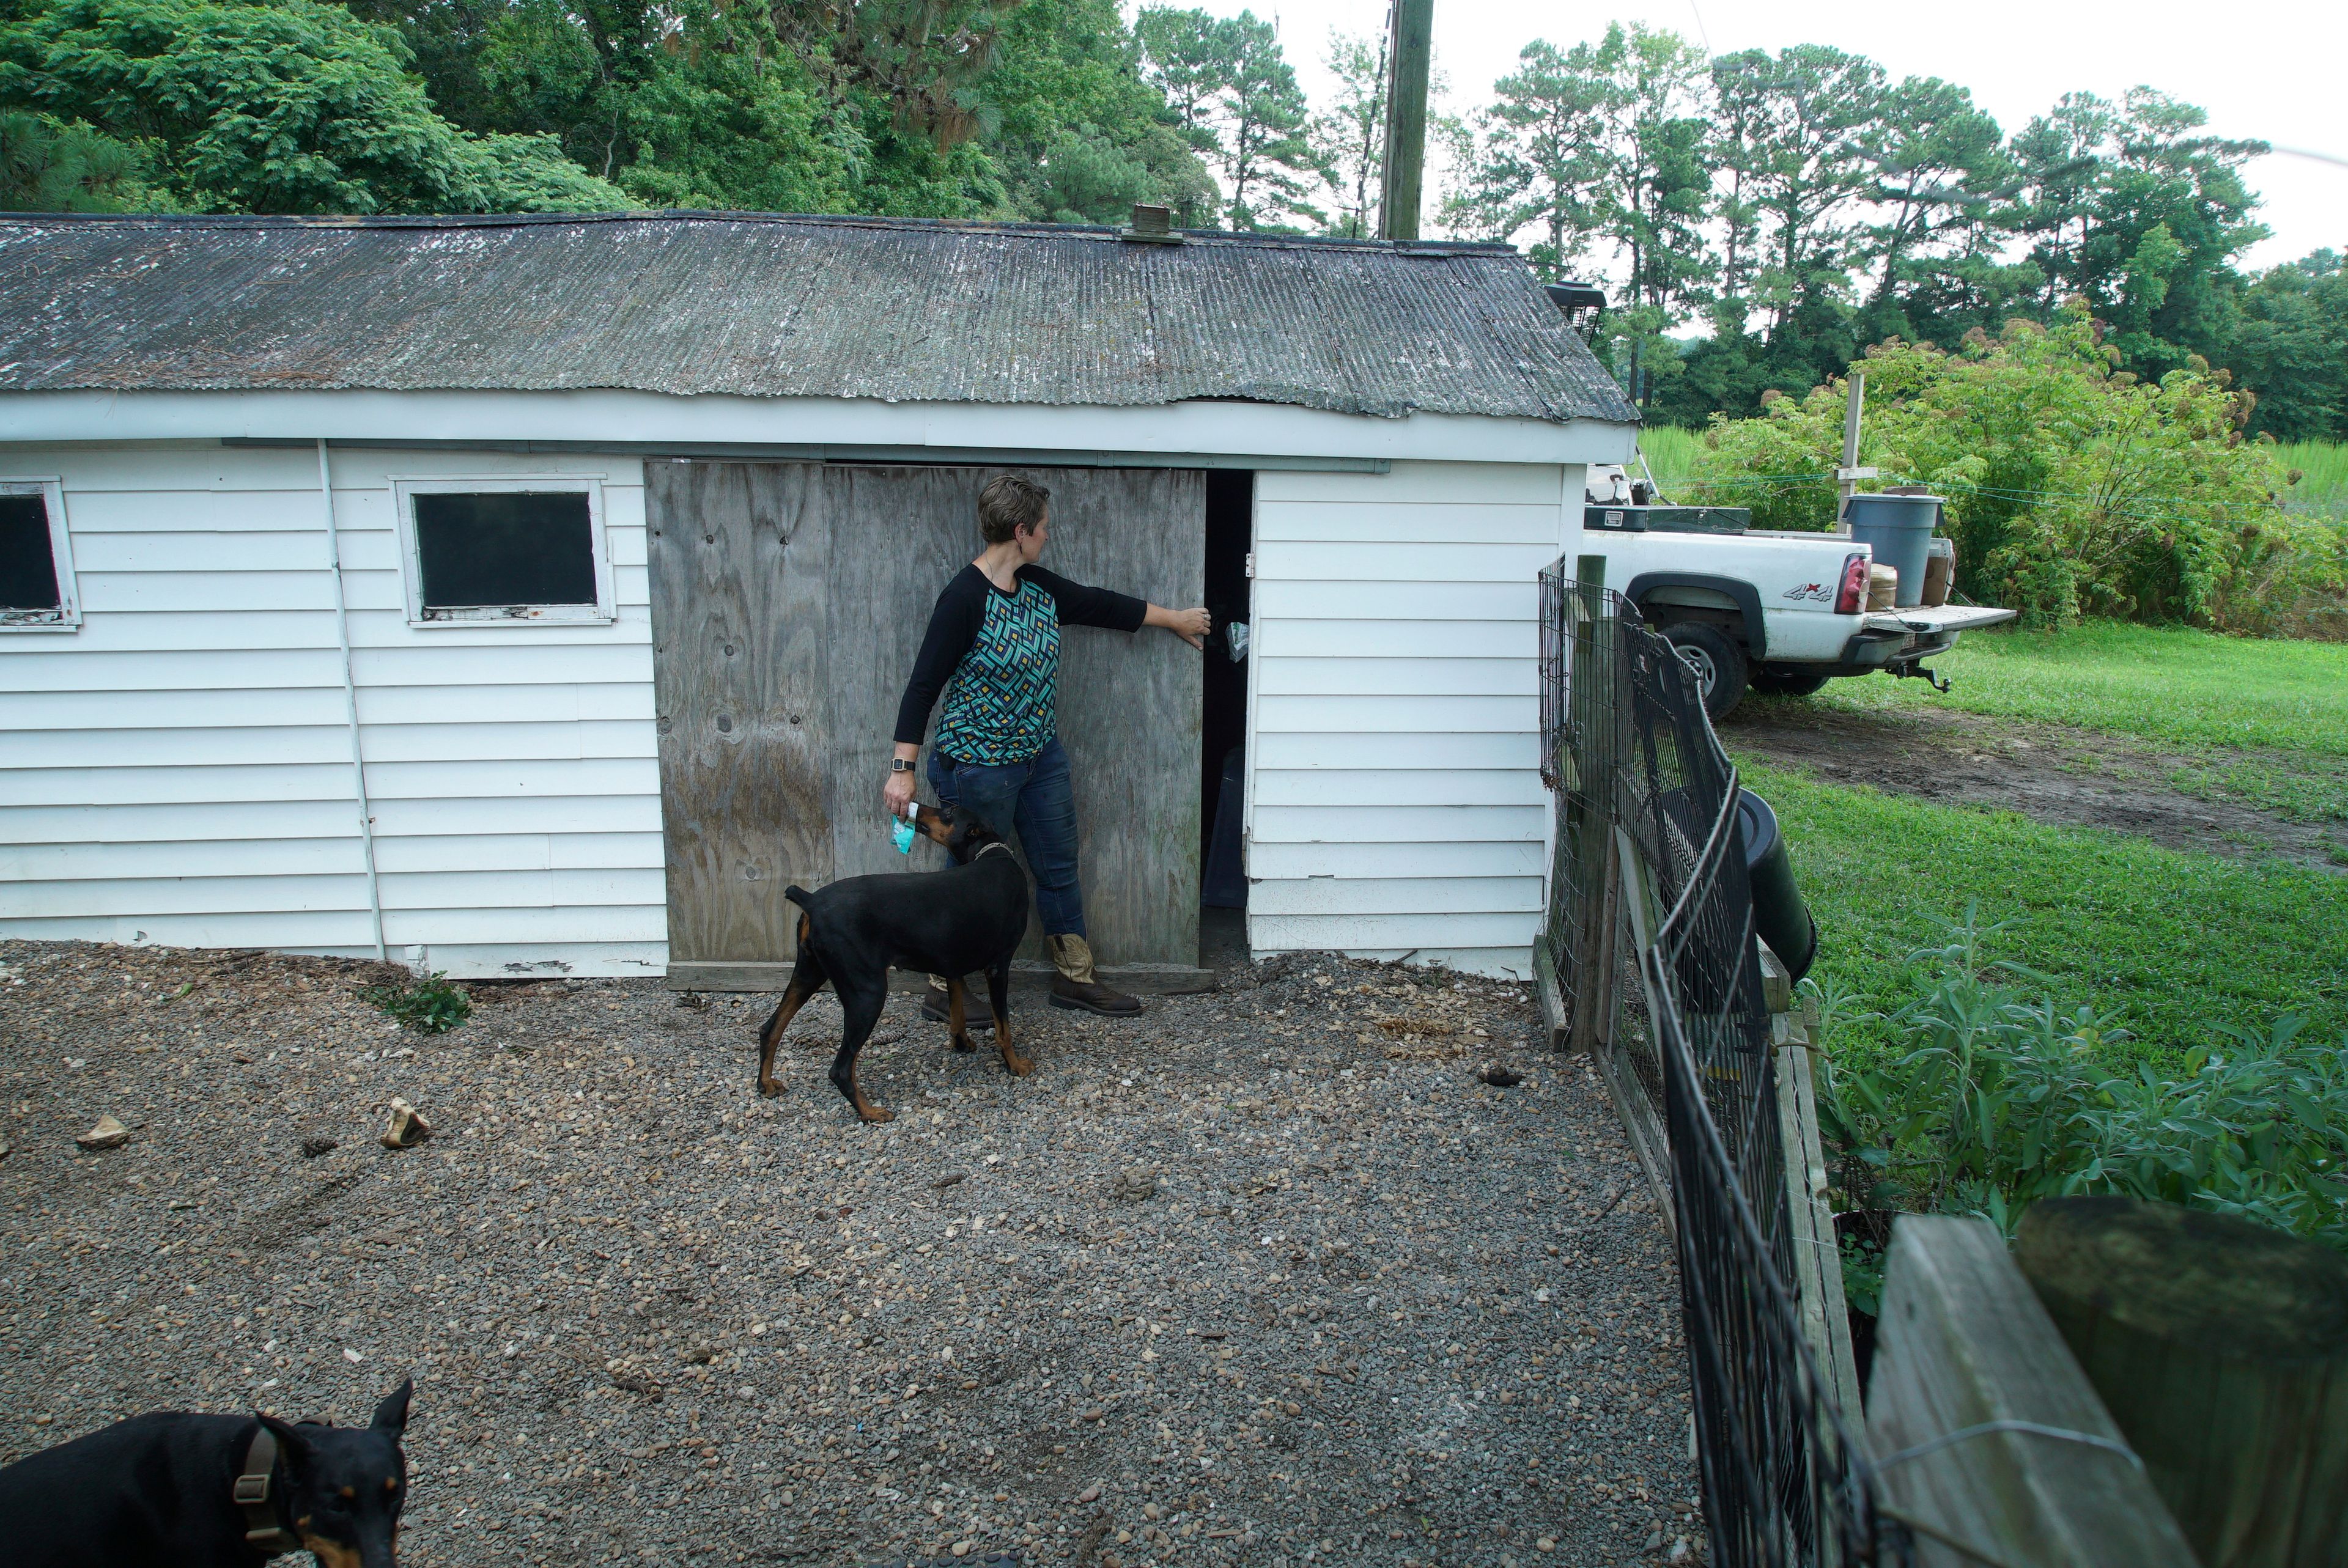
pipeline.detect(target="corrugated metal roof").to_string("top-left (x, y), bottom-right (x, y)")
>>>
top-left (0, 212), bottom-right (1637, 425)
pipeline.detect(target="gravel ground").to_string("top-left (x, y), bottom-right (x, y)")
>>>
top-left (0, 938), bottom-right (1700, 1568)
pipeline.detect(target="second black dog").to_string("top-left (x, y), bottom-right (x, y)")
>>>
top-left (0, 1380), bottom-right (412, 1568)
top-left (756, 802), bottom-right (1031, 1122)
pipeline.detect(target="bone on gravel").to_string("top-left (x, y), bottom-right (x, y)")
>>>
top-left (75, 1114), bottom-right (130, 1150)
top-left (0, 937), bottom-right (1705, 1566)
top-left (380, 1097), bottom-right (432, 1150)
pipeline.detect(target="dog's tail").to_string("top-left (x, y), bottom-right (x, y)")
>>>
top-left (785, 885), bottom-right (813, 910)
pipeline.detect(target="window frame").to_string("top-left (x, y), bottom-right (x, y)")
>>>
top-left (0, 477), bottom-right (81, 633)
top-left (389, 474), bottom-right (616, 628)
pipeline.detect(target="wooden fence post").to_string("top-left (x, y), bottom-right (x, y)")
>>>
top-left (1866, 1215), bottom-right (2199, 1568)
top-left (2015, 1196), bottom-right (2348, 1568)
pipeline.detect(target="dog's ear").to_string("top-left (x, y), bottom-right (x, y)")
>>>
top-left (256, 1412), bottom-right (310, 1463)
top-left (371, 1379), bottom-right (413, 1435)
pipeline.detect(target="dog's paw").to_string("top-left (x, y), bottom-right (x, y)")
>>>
top-left (1003, 1053), bottom-right (1036, 1078)
top-left (951, 1034), bottom-right (978, 1053)
top-left (857, 1105), bottom-right (896, 1124)
top-left (756, 1078), bottom-right (785, 1099)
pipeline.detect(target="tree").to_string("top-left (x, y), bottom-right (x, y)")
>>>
top-left (1707, 45), bottom-right (1885, 333)
top-left (978, 0), bottom-right (1213, 224)
top-left (1308, 28), bottom-right (1383, 238)
top-left (1442, 40), bottom-right (1608, 278)
top-left (0, 107), bottom-right (162, 209)
top-left (0, 0), bottom-right (628, 212)
top-left (1135, 6), bottom-right (1318, 230)
top-left (2224, 250), bottom-right (2348, 443)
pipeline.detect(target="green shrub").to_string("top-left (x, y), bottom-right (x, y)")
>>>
top-left (358, 971), bottom-right (473, 1034)
top-left (1673, 311), bottom-right (2348, 638)
top-left (1813, 910), bottom-right (2348, 1256)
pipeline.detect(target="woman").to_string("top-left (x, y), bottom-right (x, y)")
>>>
top-left (886, 474), bottom-right (1211, 1016)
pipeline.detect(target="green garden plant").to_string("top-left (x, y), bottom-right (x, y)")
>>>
top-left (358, 971), bottom-right (473, 1034)
top-left (1678, 312), bottom-right (2348, 637)
top-left (1813, 908), bottom-right (2348, 1264)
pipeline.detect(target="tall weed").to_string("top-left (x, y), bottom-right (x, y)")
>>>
top-left (1813, 908), bottom-right (2348, 1253)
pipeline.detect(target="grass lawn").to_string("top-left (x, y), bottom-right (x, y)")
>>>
top-left (1741, 760), bottom-right (2348, 1067)
top-left (1812, 619), bottom-right (2348, 754)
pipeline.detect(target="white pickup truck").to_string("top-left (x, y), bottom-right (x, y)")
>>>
top-left (1574, 468), bottom-right (2015, 718)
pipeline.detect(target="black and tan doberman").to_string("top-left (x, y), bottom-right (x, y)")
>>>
top-left (755, 803), bottom-right (1032, 1122)
top-left (0, 1381), bottom-right (412, 1568)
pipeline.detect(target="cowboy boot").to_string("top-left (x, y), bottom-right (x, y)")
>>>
top-left (1047, 934), bottom-right (1142, 1016)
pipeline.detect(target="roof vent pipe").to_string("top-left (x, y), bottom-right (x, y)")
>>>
top-left (1120, 204), bottom-right (1181, 245)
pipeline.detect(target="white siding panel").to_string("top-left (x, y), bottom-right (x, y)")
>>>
top-left (1246, 839), bottom-right (1545, 881)
top-left (0, 648), bottom-right (346, 693)
top-left (1255, 462), bottom-right (1565, 506)
top-left (1251, 804), bottom-right (1546, 844)
top-left (0, 913), bottom-right (383, 948)
top-left (11, 873), bottom-right (368, 918)
top-left (1249, 911), bottom-right (1538, 951)
top-left (76, 570), bottom-right (336, 613)
top-left (377, 867), bottom-right (663, 911)
top-left (1253, 580), bottom-right (1532, 622)
top-left (69, 530), bottom-right (336, 572)
top-left (0, 800), bottom-right (361, 845)
top-left (0, 837), bottom-right (364, 882)
top-left (0, 724), bottom-right (353, 770)
top-left (0, 686), bottom-right (350, 730)
top-left (1255, 541), bottom-right (1565, 584)
top-left (1252, 731), bottom-right (1533, 771)
top-left (1256, 657), bottom-right (1533, 697)
top-left (1254, 502), bottom-right (1565, 545)
top-left (356, 720), bottom-right (655, 764)
top-left (0, 447), bottom-right (665, 977)
top-left (1246, 460), bottom-right (1572, 979)
top-left (368, 795), bottom-right (660, 837)
top-left (1255, 694), bottom-right (1536, 733)
top-left (354, 683), bottom-right (652, 725)
top-left (0, 763), bottom-right (353, 806)
top-left (1252, 768), bottom-right (1541, 808)
top-left (361, 757), bottom-right (659, 801)
top-left (1257, 620), bottom-right (1528, 660)
top-left (1249, 877), bottom-right (1539, 917)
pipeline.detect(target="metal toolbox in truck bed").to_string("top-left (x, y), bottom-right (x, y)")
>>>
top-left (1584, 504), bottom-right (1751, 534)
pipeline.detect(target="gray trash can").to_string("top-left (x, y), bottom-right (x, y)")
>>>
top-left (1845, 493), bottom-right (1941, 609)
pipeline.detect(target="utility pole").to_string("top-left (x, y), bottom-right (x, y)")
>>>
top-left (1834, 369), bottom-right (1872, 536)
top-left (1377, 0), bottom-right (1433, 241)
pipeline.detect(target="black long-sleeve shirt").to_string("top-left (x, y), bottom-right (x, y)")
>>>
top-left (893, 564), bottom-right (1146, 762)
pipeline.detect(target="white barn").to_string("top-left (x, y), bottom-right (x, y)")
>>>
top-left (0, 212), bottom-right (1636, 983)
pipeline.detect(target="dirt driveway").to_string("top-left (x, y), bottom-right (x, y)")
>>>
top-left (1, 940), bottom-right (1697, 1568)
top-left (1719, 697), bottom-right (2348, 872)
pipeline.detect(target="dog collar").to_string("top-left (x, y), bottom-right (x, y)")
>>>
top-left (972, 842), bottom-right (1016, 862)
top-left (235, 1424), bottom-right (303, 1557)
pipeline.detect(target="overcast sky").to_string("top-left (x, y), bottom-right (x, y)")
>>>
top-left (1183, 0), bottom-right (2347, 274)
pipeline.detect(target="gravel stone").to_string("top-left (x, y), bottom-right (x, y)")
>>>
top-left (1, 938), bottom-right (1704, 1566)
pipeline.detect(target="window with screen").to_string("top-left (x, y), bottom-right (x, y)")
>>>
top-left (0, 480), bottom-right (77, 629)
top-left (394, 479), bottom-right (612, 625)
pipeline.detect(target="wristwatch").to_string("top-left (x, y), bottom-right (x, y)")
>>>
top-left (890, 757), bottom-right (917, 774)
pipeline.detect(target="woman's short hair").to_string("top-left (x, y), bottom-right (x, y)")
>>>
top-left (977, 474), bottom-right (1051, 543)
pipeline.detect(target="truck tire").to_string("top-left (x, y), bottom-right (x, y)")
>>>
top-left (1751, 668), bottom-right (1831, 698)
top-left (1664, 622), bottom-right (1748, 720)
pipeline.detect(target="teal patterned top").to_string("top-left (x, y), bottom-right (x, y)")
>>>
top-left (896, 564), bottom-right (1147, 767)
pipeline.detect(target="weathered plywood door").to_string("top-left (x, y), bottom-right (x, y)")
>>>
top-left (648, 461), bottom-right (1205, 988)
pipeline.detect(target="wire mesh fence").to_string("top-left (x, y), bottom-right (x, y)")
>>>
top-left (1538, 558), bottom-right (1910, 1568)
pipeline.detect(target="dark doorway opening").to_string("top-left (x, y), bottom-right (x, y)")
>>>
top-left (1200, 471), bottom-right (1253, 965)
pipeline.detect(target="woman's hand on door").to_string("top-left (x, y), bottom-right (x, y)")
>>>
top-left (1146, 603), bottom-right (1211, 649)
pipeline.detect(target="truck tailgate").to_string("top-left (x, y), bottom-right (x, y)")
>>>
top-left (1861, 604), bottom-right (2017, 635)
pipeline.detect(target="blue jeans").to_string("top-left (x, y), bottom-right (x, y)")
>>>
top-left (928, 736), bottom-right (1085, 939)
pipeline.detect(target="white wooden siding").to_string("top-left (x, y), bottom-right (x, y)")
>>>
top-left (1246, 460), bottom-right (1578, 979)
top-left (0, 445), bottom-right (664, 977)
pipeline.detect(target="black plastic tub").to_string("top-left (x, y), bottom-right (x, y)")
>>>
top-left (1738, 789), bottom-right (1817, 981)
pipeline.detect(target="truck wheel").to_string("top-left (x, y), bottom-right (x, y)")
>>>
top-left (1663, 622), bottom-right (1749, 720)
top-left (1751, 668), bottom-right (1831, 698)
